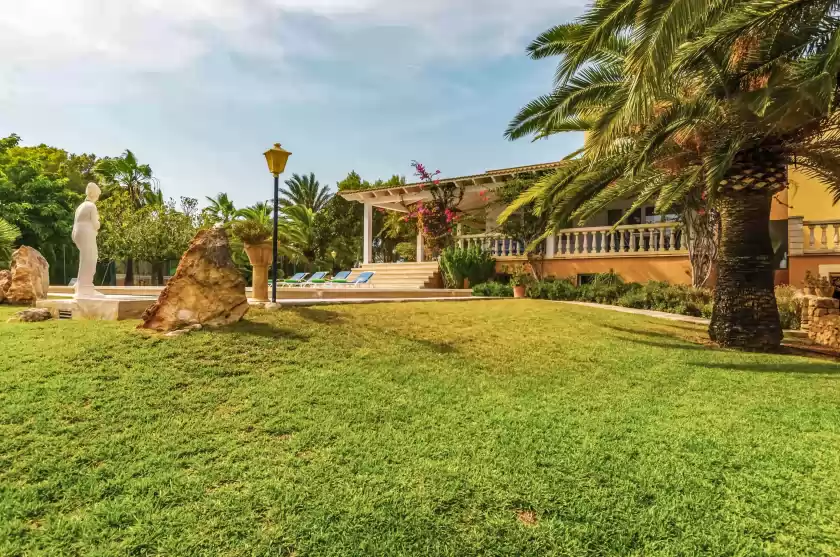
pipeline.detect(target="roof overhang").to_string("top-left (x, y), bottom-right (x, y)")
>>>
top-left (338, 160), bottom-right (564, 210)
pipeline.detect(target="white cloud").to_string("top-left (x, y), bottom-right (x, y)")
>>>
top-left (0, 0), bottom-right (579, 71)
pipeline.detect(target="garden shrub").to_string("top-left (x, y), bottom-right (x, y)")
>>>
top-left (472, 281), bottom-right (513, 297)
top-left (476, 272), bottom-right (802, 328)
top-left (775, 285), bottom-right (802, 330)
top-left (439, 245), bottom-right (496, 288)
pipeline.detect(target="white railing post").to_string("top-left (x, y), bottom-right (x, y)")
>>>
top-left (545, 233), bottom-right (556, 258)
top-left (820, 225), bottom-right (829, 250)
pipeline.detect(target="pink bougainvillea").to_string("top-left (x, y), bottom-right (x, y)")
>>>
top-left (407, 161), bottom-right (465, 257)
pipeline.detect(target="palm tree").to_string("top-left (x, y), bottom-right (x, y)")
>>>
top-left (280, 173), bottom-right (332, 212)
top-left (236, 201), bottom-right (271, 226)
top-left (279, 205), bottom-right (318, 263)
top-left (505, 8), bottom-right (840, 350)
top-left (0, 217), bottom-right (20, 267)
top-left (204, 193), bottom-right (238, 224)
top-left (143, 188), bottom-right (165, 207)
top-left (95, 150), bottom-right (157, 208)
top-left (94, 149), bottom-right (158, 285)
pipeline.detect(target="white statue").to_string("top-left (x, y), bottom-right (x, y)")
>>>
top-left (72, 183), bottom-right (105, 299)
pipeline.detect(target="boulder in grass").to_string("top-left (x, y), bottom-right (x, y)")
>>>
top-left (5, 247), bottom-right (49, 305)
top-left (140, 226), bottom-right (249, 332)
top-left (0, 269), bottom-right (10, 303)
top-left (8, 308), bottom-right (52, 323)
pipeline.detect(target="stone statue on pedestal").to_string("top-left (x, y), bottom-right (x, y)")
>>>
top-left (72, 183), bottom-right (105, 299)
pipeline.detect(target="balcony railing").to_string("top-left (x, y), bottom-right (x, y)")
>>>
top-left (550, 222), bottom-right (686, 257)
top-left (804, 220), bottom-right (840, 253)
top-left (456, 222), bottom-right (687, 259)
top-left (458, 233), bottom-right (527, 258)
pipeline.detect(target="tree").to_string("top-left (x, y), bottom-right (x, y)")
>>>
top-left (95, 149), bottom-right (158, 285)
top-left (494, 176), bottom-right (550, 280)
top-left (0, 135), bottom-right (83, 283)
top-left (204, 193), bottom-right (238, 224)
top-left (280, 173), bottom-right (332, 212)
top-left (280, 205), bottom-right (318, 263)
top-left (504, 8), bottom-right (840, 351)
top-left (95, 149), bottom-right (156, 207)
top-left (0, 217), bottom-right (20, 267)
top-left (99, 191), bottom-right (196, 285)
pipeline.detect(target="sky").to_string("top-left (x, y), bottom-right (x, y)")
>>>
top-left (0, 0), bottom-right (585, 208)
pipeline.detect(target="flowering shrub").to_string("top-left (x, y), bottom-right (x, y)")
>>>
top-left (403, 161), bottom-right (464, 257)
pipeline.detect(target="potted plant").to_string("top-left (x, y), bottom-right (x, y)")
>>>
top-left (506, 263), bottom-right (532, 299)
top-left (230, 219), bottom-right (273, 302)
top-left (803, 271), bottom-right (835, 297)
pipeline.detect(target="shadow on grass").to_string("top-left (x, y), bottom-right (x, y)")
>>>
top-left (692, 362), bottom-right (840, 375)
top-left (219, 320), bottom-right (309, 340)
top-left (411, 338), bottom-right (458, 354)
top-left (289, 307), bottom-right (346, 325)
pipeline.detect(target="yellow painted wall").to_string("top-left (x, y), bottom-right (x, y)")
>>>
top-left (788, 168), bottom-right (840, 220)
top-left (789, 255), bottom-right (840, 287)
top-left (496, 256), bottom-right (694, 285)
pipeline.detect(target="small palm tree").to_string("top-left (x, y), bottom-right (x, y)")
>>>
top-left (280, 173), bottom-right (332, 212)
top-left (0, 217), bottom-right (20, 266)
top-left (204, 193), bottom-right (238, 224)
top-left (236, 201), bottom-right (271, 227)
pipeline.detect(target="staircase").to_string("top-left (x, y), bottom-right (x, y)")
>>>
top-left (352, 262), bottom-right (443, 289)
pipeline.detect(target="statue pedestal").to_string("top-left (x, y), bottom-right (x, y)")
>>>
top-left (37, 296), bottom-right (155, 321)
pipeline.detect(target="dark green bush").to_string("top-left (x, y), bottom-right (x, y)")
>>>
top-left (526, 275), bottom-right (714, 318)
top-left (440, 245), bottom-right (496, 288)
top-left (472, 282), bottom-right (513, 297)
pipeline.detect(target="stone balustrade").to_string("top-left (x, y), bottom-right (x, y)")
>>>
top-left (798, 219), bottom-right (840, 253)
top-left (548, 223), bottom-right (686, 258)
top-left (456, 222), bottom-right (687, 260)
top-left (457, 234), bottom-right (527, 258)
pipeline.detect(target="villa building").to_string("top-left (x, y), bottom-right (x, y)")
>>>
top-left (340, 161), bottom-right (840, 291)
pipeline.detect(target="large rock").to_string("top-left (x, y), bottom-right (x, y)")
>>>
top-left (140, 226), bottom-right (248, 332)
top-left (0, 269), bottom-right (10, 303)
top-left (5, 247), bottom-right (49, 305)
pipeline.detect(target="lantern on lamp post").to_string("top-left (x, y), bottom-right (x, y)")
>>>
top-left (264, 143), bottom-right (292, 303)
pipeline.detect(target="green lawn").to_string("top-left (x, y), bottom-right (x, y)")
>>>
top-left (1, 301), bottom-right (839, 556)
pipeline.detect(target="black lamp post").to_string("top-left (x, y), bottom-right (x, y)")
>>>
top-left (263, 143), bottom-right (292, 303)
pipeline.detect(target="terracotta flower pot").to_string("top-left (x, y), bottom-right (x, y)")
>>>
top-left (817, 286), bottom-right (835, 298)
top-left (513, 285), bottom-right (527, 299)
top-left (243, 242), bottom-right (273, 302)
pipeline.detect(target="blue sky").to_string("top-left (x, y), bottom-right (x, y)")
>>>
top-left (0, 0), bottom-right (585, 208)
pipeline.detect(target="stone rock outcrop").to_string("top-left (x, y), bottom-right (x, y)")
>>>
top-left (805, 297), bottom-right (840, 350)
top-left (140, 226), bottom-right (248, 332)
top-left (0, 269), bottom-right (11, 303)
top-left (9, 308), bottom-right (52, 323)
top-left (5, 246), bottom-right (49, 305)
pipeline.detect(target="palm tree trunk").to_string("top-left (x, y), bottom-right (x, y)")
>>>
top-left (125, 258), bottom-right (135, 287)
top-left (709, 160), bottom-right (783, 350)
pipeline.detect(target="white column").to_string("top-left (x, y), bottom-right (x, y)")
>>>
top-left (416, 231), bottom-right (424, 262)
top-left (545, 232), bottom-right (556, 258)
top-left (788, 216), bottom-right (805, 256)
top-left (363, 202), bottom-right (373, 265)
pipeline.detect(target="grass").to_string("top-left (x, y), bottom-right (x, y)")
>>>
top-left (1, 300), bottom-right (839, 556)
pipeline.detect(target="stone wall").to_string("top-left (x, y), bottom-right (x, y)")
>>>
top-left (802, 296), bottom-right (840, 350)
